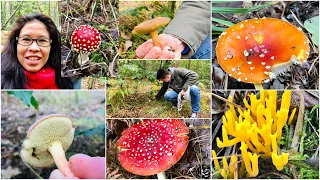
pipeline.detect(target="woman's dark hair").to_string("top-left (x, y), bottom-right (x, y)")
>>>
top-left (1, 13), bottom-right (73, 89)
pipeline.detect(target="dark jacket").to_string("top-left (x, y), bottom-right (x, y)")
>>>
top-left (155, 68), bottom-right (198, 99)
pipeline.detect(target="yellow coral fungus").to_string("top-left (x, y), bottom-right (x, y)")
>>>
top-left (212, 150), bottom-right (238, 178)
top-left (213, 90), bottom-right (297, 178)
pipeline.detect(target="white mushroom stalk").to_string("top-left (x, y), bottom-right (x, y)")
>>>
top-left (48, 141), bottom-right (75, 177)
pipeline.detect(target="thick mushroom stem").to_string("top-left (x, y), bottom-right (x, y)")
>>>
top-left (48, 141), bottom-right (75, 177)
top-left (157, 172), bottom-right (166, 179)
top-left (150, 30), bottom-right (161, 47)
top-left (254, 83), bottom-right (264, 90)
top-left (78, 53), bottom-right (90, 66)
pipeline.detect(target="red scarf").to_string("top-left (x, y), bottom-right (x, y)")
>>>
top-left (24, 66), bottom-right (58, 89)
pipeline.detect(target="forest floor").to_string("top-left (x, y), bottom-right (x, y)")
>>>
top-left (107, 79), bottom-right (211, 118)
top-left (212, 1), bottom-right (319, 90)
top-left (1, 91), bottom-right (105, 179)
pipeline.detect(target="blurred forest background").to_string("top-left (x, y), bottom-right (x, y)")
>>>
top-left (107, 60), bottom-right (211, 118)
top-left (1, 91), bottom-right (105, 179)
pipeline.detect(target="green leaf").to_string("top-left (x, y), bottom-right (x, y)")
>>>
top-left (304, 16), bottom-right (319, 46)
top-left (7, 91), bottom-right (39, 109)
top-left (212, 25), bottom-right (226, 32)
top-left (212, 17), bottom-right (234, 27)
top-left (212, 2), bottom-right (275, 14)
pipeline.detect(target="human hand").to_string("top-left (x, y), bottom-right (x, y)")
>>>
top-left (49, 154), bottom-right (105, 179)
top-left (136, 34), bottom-right (186, 59)
top-left (179, 90), bottom-right (185, 97)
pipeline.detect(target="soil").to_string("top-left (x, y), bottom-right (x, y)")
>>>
top-left (1, 91), bottom-right (105, 179)
top-left (212, 1), bottom-right (319, 90)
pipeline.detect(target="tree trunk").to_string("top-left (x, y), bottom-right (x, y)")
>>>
top-left (187, 60), bottom-right (191, 69)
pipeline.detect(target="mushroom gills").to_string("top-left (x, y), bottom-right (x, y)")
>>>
top-left (270, 55), bottom-right (303, 77)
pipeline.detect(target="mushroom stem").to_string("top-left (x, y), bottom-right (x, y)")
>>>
top-left (150, 30), bottom-right (161, 47)
top-left (254, 83), bottom-right (264, 90)
top-left (157, 172), bottom-right (166, 179)
top-left (48, 141), bottom-right (75, 177)
top-left (78, 53), bottom-right (90, 66)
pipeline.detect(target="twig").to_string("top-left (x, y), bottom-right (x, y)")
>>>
top-left (107, 0), bottom-right (117, 21)
top-left (223, 74), bottom-right (228, 90)
top-left (308, 57), bottom-right (319, 74)
top-left (291, 91), bottom-right (305, 150)
top-left (212, 93), bottom-right (246, 112)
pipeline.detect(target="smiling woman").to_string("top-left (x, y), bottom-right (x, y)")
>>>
top-left (1, 14), bottom-right (73, 89)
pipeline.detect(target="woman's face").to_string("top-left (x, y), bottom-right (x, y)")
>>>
top-left (17, 20), bottom-right (51, 73)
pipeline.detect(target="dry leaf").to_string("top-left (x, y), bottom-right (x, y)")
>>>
top-left (120, 31), bottom-right (131, 40)
top-left (123, 40), bottom-right (133, 53)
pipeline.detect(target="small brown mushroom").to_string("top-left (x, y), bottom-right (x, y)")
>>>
top-left (20, 114), bottom-right (75, 177)
top-left (132, 17), bottom-right (171, 47)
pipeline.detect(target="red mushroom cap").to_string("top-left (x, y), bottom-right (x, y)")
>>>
top-left (71, 25), bottom-right (101, 54)
top-left (116, 119), bottom-right (189, 176)
top-left (216, 18), bottom-right (310, 83)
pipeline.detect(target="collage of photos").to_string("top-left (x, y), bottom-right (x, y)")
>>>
top-left (0, 0), bottom-right (319, 180)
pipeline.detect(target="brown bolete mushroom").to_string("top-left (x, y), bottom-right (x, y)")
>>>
top-left (132, 17), bottom-right (171, 47)
top-left (216, 18), bottom-right (310, 89)
top-left (116, 119), bottom-right (189, 179)
top-left (20, 114), bottom-right (75, 177)
top-left (71, 25), bottom-right (101, 65)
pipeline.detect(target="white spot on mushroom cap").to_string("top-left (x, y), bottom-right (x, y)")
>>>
top-left (243, 50), bottom-right (249, 57)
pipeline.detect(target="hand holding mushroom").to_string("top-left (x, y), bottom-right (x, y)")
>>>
top-left (132, 17), bottom-right (186, 59)
top-left (20, 114), bottom-right (105, 179)
top-left (135, 34), bottom-right (186, 59)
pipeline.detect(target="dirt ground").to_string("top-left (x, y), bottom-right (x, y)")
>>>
top-left (106, 119), bottom-right (211, 179)
top-left (1, 91), bottom-right (105, 179)
top-left (212, 1), bottom-right (319, 89)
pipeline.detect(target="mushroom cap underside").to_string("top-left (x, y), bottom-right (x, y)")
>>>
top-left (20, 114), bottom-right (75, 168)
top-left (216, 18), bottom-right (310, 83)
top-left (71, 25), bottom-right (101, 54)
top-left (132, 17), bottom-right (171, 34)
top-left (116, 119), bottom-right (189, 176)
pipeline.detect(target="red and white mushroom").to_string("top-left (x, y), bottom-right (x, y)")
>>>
top-left (71, 25), bottom-right (101, 65)
top-left (216, 18), bottom-right (310, 89)
top-left (116, 119), bottom-right (189, 179)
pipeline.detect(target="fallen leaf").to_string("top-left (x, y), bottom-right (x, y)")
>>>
top-left (123, 40), bottom-right (133, 53)
top-left (120, 31), bottom-right (131, 40)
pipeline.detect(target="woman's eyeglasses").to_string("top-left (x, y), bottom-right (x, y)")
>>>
top-left (16, 37), bottom-right (52, 47)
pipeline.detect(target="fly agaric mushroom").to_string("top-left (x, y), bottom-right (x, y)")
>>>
top-left (216, 18), bottom-right (310, 89)
top-left (20, 114), bottom-right (75, 177)
top-left (132, 17), bottom-right (171, 47)
top-left (71, 25), bottom-right (101, 65)
top-left (116, 119), bottom-right (189, 179)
